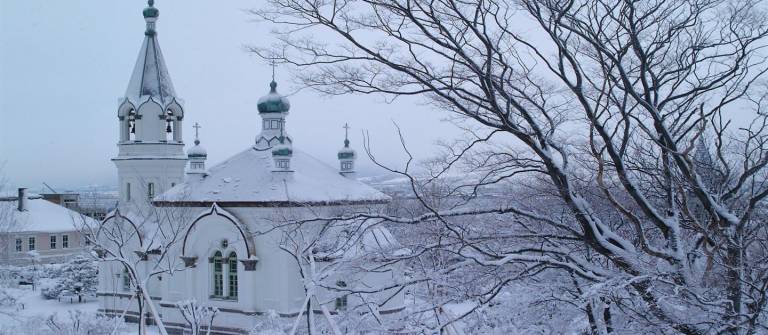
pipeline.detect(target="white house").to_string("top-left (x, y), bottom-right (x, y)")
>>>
top-left (0, 189), bottom-right (97, 266)
top-left (96, 2), bottom-right (404, 334)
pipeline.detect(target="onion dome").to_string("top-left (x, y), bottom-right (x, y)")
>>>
top-left (187, 139), bottom-right (207, 158)
top-left (257, 81), bottom-right (291, 114)
top-left (338, 140), bottom-right (356, 160)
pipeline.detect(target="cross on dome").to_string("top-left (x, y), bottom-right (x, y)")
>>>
top-left (193, 122), bottom-right (202, 145)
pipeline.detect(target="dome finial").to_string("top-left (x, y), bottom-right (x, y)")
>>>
top-left (143, 0), bottom-right (160, 35)
top-left (193, 122), bottom-right (202, 146)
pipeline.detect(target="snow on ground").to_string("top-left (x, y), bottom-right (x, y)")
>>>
top-left (0, 286), bottom-right (160, 335)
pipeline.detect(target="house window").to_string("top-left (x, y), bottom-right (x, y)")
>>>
top-left (84, 233), bottom-right (92, 246)
top-left (50, 235), bottom-right (56, 249)
top-left (126, 183), bottom-right (132, 201)
top-left (62, 235), bottom-right (69, 248)
top-left (341, 161), bottom-right (353, 171)
top-left (147, 183), bottom-right (155, 200)
top-left (212, 251), bottom-right (223, 297)
top-left (227, 252), bottom-right (238, 299)
top-left (28, 237), bottom-right (36, 251)
top-left (335, 281), bottom-right (348, 310)
top-left (15, 239), bottom-right (22, 252)
top-left (123, 267), bottom-right (131, 291)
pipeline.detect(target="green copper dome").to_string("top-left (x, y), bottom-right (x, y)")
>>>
top-left (257, 81), bottom-right (291, 114)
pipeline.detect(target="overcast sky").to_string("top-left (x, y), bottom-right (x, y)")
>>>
top-left (0, 1), bottom-right (759, 192)
top-left (0, 0), bottom-right (458, 190)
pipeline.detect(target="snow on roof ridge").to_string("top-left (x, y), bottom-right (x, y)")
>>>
top-left (156, 146), bottom-right (389, 204)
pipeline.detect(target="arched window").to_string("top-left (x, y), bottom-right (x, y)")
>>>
top-left (164, 110), bottom-right (174, 141)
top-left (128, 110), bottom-right (137, 141)
top-left (227, 252), bottom-right (238, 299)
top-left (212, 251), bottom-right (223, 297)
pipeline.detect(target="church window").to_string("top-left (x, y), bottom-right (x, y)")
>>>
top-left (50, 235), bottom-right (56, 249)
top-left (28, 237), bottom-right (36, 251)
top-left (147, 183), bottom-right (155, 200)
top-left (15, 239), bottom-right (22, 252)
top-left (212, 251), bottom-right (224, 297)
top-left (62, 235), bottom-right (69, 248)
top-left (126, 183), bottom-right (132, 201)
top-left (227, 252), bottom-right (238, 299)
top-left (335, 281), bottom-right (348, 311)
top-left (122, 267), bottom-right (131, 291)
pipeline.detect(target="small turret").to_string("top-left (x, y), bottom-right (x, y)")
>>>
top-left (255, 79), bottom-right (292, 149)
top-left (187, 122), bottom-right (207, 176)
top-left (272, 122), bottom-right (293, 172)
top-left (338, 123), bottom-right (356, 177)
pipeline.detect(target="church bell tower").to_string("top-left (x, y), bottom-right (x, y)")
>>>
top-left (113, 0), bottom-right (186, 208)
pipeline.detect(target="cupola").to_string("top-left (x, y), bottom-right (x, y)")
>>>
top-left (255, 80), bottom-right (292, 149)
top-left (338, 123), bottom-right (356, 176)
top-left (187, 122), bottom-right (207, 176)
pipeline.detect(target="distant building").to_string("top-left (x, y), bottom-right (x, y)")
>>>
top-left (0, 188), bottom-right (98, 265)
top-left (39, 191), bottom-right (117, 222)
top-left (40, 192), bottom-right (79, 209)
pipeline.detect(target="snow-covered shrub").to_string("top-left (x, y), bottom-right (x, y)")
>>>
top-left (39, 279), bottom-right (61, 300)
top-left (249, 310), bottom-right (287, 335)
top-left (39, 256), bottom-right (97, 300)
top-left (45, 310), bottom-right (125, 335)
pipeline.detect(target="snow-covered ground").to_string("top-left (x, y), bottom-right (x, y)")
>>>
top-left (0, 286), bottom-right (159, 335)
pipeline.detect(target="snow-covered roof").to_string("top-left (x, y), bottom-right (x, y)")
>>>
top-left (0, 197), bottom-right (97, 233)
top-left (123, 23), bottom-right (177, 108)
top-left (155, 146), bottom-right (390, 206)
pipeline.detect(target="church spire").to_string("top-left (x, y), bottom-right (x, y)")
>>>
top-left (123, 0), bottom-right (178, 108)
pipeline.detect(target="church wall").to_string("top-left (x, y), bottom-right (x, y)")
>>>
top-left (114, 159), bottom-right (186, 205)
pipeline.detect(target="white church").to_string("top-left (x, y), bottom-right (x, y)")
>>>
top-left (95, 2), bottom-right (404, 334)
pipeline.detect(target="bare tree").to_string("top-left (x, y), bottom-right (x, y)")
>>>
top-left (252, 0), bottom-right (768, 333)
top-left (78, 188), bottom-right (196, 335)
top-left (176, 299), bottom-right (219, 335)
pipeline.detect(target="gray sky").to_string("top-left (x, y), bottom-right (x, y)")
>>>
top-left (0, 1), bottom-right (759, 191)
top-left (0, 0), bottom-right (456, 190)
